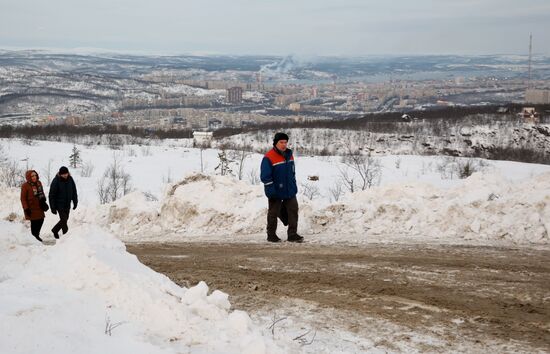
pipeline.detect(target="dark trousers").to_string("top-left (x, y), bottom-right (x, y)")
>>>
top-left (267, 197), bottom-right (299, 238)
top-left (52, 210), bottom-right (70, 235)
top-left (30, 218), bottom-right (44, 237)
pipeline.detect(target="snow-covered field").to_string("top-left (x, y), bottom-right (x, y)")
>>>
top-left (2, 138), bottom-right (550, 246)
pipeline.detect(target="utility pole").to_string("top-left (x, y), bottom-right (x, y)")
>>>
top-left (527, 33), bottom-right (533, 89)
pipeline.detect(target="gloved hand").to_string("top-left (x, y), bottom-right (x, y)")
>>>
top-left (24, 208), bottom-right (31, 217)
top-left (51, 209), bottom-right (57, 215)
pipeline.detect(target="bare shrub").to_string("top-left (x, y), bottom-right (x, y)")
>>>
top-left (395, 157), bottom-right (402, 169)
top-left (0, 160), bottom-right (26, 187)
top-left (141, 146), bottom-right (152, 157)
top-left (457, 159), bottom-right (477, 179)
top-left (247, 169), bottom-right (260, 185)
top-left (301, 182), bottom-right (321, 200)
top-left (437, 157), bottom-right (490, 180)
top-left (328, 182), bottom-right (344, 202)
top-left (162, 168), bottom-right (173, 184)
top-left (436, 157), bottom-right (458, 180)
top-left (97, 154), bottom-right (132, 204)
top-left (339, 137), bottom-right (382, 191)
top-left (127, 147), bottom-right (137, 157)
top-left (80, 160), bottom-right (95, 178)
top-left (104, 316), bottom-right (126, 336)
top-left (41, 159), bottom-right (54, 186)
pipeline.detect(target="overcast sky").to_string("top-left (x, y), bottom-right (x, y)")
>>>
top-left (1, 0), bottom-right (549, 56)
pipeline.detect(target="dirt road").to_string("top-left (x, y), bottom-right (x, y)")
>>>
top-left (127, 242), bottom-right (550, 353)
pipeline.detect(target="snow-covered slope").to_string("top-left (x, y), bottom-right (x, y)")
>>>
top-left (0, 221), bottom-right (284, 354)
top-left (216, 125), bottom-right (550, 160)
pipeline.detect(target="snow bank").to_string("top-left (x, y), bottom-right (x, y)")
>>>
top-left (0, 221), bottom-right (284, 354)
top-left (85, 172), bottom-right (550, 246)
top-left (310, 172), bottom-right (550, 245)
top-left (85, 174), bottom-right (273, 241)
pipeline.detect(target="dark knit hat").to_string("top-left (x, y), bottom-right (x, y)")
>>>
top-left (273, 132), bottom-right (289, 146)
top-left (59, 166), bottom-right (69, 175)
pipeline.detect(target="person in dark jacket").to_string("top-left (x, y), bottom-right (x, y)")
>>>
top-left (20, 170), bottom-right (47, 242)
top-left (260, 132), bottom-right (303, 243)
top-left (49, 166), bottom-right (78, 239)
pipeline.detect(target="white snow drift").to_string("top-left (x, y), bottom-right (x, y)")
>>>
top-left (75, 171), bottom-right (550, 246)
top-left (0, 221), bottom-right (284, 354)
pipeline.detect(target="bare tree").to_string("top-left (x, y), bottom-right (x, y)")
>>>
top-left (97, 154), bottom-right (132, 204)
top-left (328, 181), bottom-right (344, 202)
top-left (97, 176), bottom-right (109, 204)
top-left (162, 168), bottom-right (173, 184)
top-left (214, 150), bottom-right (234, 176)
top-left (301, 182), bottom-right (321, 200)
top-left (229, 147), bottom-right (251, 181)
top-left (41, 159), bottom-right (54, 186)
top-left (339, 138), bottom-right (382, 191)
top-left (337, 166), bottom-right (356, 193)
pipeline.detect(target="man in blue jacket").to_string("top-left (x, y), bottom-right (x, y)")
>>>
top-left (260, 132), bottom-right (303, 243)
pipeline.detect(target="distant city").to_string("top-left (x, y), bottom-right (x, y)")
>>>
top-left (1, 51), bottom-right (549, 131)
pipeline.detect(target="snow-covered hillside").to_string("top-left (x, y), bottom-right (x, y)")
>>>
top-left (216, 125), bottom-right (550, 161)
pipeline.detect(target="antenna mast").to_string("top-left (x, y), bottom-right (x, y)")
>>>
top-left (527, 33), bottom-right (533, 88)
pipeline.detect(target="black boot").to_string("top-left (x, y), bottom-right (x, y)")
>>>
top-left (287, 234), bottom-right (304, 243)
top-left (52, 229), bottom-right (59, 239)
top-left (267, 234), bottom-right (281, 243)
top-left (34, 235), bottom-right (43, 243)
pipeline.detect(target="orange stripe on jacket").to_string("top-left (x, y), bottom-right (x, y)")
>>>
top-left (265, 149), bottom-right (294, 165)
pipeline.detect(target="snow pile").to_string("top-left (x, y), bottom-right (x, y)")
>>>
top-left (83, 171), bottom-right (550, 246)
top-left (3, 188), bottom-right (22, 222)
top-left (0, 221), bottom-right (284, 354)
top-left (87, 174), bottom-right (275, 241)
top-left (310, 172), bottom-right (550, 245)
top-left (159, 174), bottom-right (268, 236)
top-left (89, 191), bottom-right (161, 239)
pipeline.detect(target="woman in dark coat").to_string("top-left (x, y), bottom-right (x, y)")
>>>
top-left (20, 170), bottom-right (47, 242)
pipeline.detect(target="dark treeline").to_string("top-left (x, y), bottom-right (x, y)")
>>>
top-left (214, 103), bottom-right (550, 138)
top-left (0, 124), bottom-right (193, 140)
top-left (1, 103), bottom-right (549, 141)
top-left (481, 146), bottom-right (549, 165)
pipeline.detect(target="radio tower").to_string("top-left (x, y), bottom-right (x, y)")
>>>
top-left (527, 33), bottom-right (533, 89)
